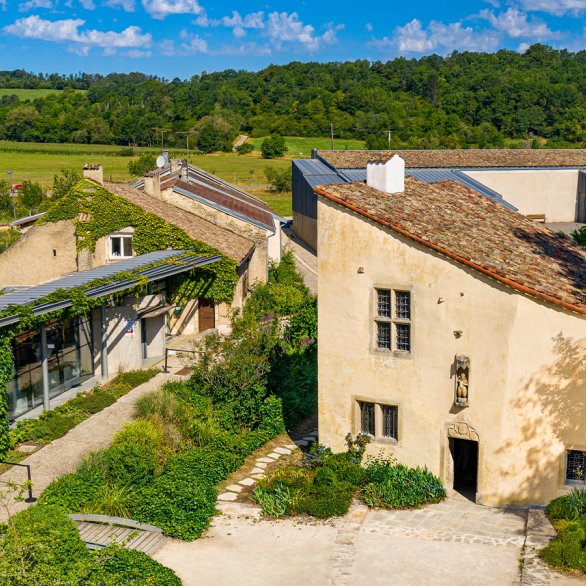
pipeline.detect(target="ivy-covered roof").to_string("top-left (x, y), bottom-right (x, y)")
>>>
top-left (0, 251), bottom-right (220, 327)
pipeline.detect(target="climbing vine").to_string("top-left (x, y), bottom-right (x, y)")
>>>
top-left (40, 179), bottom-right (239, 303)
top-left (0, 178), bottom-right (242, 456)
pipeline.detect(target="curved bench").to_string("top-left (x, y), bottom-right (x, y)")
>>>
top-left (68, 514), bottom-right (165, 555)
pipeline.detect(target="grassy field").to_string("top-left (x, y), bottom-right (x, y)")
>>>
top-left (0, 141), bottom-right (295, 214)
top-left (0, 88), bottom-right (85, 99)
top-left (249, 135), bottom-right (365, 156)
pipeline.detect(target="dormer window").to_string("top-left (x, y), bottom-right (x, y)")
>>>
top-left (110, 234), bottom-right (133, 259)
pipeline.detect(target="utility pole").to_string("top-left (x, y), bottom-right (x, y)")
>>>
top-left (330, 123), bottom-right (334, 150)
top-left (6, 170), bottom-right (16, 222)
top-left (386, 129), bottom-right (392, 147)
top-left (174, 131), bottom-right (197, 161)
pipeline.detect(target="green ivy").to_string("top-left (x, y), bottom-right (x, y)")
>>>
top-left (0, 179), bottom-right (241, 457)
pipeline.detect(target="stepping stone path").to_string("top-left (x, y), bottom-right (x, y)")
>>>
top-left (217, 430), bottom-right (318, 502)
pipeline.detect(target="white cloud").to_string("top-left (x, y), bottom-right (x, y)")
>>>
top-left (3, 15), bottom-right (151, 53)
top-left (79, 0), bottom-right (95, 8)
top-left (142, 0), bottom-right (202, 20)
top-left (160, 31), bottom-right (207, 55)
top-left (18, 0), bottom-right (53, 12)
top-left (375, 18), bottom-right (501, 54)
top-left (213, 42), bottom-right (272, 57)
top-left (221, 11), bottom-right (264, 38)
top-left (365, 23), bottom-right (373, 32)
top-left (517, 42), bottom-right (531, 52)
top-left (518, 0), bottom-right (586, 16)
top-left (106, 0), bottom-right (134, 11)
top-left (479, 8), bottom-right (557, 39)
top-left (266, 11), bottom-right (340, 51)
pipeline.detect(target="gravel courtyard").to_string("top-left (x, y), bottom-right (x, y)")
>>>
top-left (155, 496), bottom-right (539, 586)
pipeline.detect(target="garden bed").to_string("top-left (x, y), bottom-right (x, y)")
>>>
top-left (540, 488), bottom-right (586, 574)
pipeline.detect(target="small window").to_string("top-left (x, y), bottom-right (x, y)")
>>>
top-left (374, 288), bottom-right (412, 353)
top-left (382, 405), bottom-right (398, 439)
top-left (358, 401), bottom-right (399, 442)
top-left (360, 402), bottom-right (375, 436)
top-left (110, 235), bottom-right (133, 259)
top-left (566, 450), bottom-right (586, 485)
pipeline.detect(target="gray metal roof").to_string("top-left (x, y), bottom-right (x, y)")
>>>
top-left (0, 250), bottom-right (220, 328)
top-left (297, 162), bottom-right (517, 210)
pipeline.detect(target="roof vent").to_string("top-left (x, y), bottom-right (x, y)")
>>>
top-left (366, 154), bottom-right (404, 194)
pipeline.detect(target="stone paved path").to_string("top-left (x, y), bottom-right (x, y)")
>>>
top-left (0, 370), bottom-right (187, 520)
top-left (217, 429), bottom-right (318, 505)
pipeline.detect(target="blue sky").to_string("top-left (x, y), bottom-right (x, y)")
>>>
top-left (1, 0), bottom-right (586, 77)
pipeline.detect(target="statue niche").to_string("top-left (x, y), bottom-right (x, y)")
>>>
top-left (454, 355), bottom-right (470, 407)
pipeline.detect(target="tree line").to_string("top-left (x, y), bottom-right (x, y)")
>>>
top-left (2, 44), bottom-right (586, 150)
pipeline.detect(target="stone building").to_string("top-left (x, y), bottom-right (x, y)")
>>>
top-left (316, 154), bottom-right (586, 506)
top-left (293, 148), bottom-right (586, 250)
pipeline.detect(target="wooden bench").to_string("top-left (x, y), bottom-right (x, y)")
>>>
top-left (526, 213), bottom-right (546, 223)
top-left (68, 514), bottom-right (166, 555)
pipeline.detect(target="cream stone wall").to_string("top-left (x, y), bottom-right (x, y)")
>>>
top-left (293, 212), bottom-right (317, 251)
top-left (0, 221), bottom-right (78, 288)
top-left (317, 198), bottom-right (585, 506)
top-left (465, 169), bottom-right (580, 222)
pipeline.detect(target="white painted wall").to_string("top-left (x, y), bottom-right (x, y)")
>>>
top-left (465, 169), bottom-right (580, 222)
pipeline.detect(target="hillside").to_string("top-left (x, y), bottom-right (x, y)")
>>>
top-left (2, 44), bottom-right (586, 149)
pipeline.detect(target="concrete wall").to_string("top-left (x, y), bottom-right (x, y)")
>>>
top-left (317, 197), bottom-right (586, 506)
top-left (293, 212), bottom-right (317, 251)
top-left (465, 169), bottom-right (580, 222)
top-left (267, 219), bottom-right (283, 263)
top-left (0, 221), bottom-right (77, 288)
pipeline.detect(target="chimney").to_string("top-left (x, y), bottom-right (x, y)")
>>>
top-left (311, 148), bottom-right (318, 159)
top-left (162, 150), bottom-right (169, 167)
top-left (82, 164), bottom-right (103, 186)
top-left (170, 158), bottom-right (181, 172)
top-left (180, 160), bottom-right (189, 182)
top-left (366, 154), bottom-right (405, 194)
top-left (143, 171), bottom-right (161, 199)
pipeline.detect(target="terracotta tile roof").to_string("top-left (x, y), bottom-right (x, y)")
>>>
top-left (317, 149), bottom-right (586, 169)
top-left (103, 181), bottom-right (255, 263)
top-left (173, 179), bottom-right (275, 231)
top-left (315, 178), bottom-right (586, 315)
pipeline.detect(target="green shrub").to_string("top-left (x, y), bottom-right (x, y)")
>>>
top-left (81, 483), bottom-right (137, 518)
top-left (323, 453), bottom-right (366, 486)
top-left (363, 460), bottom-right (446, 509)
top-left (39, 455), bottom-right (107, 511)
top-left (261, 135), bottom-right (287, 159)
top-left (236, 142), bottom-right (254, 155)
top-left (547, 489), bottom-right (586, 521)
top-left (540, 519), bottom-right (586, 572)
top-left (89, 547), bottom-right (181, 585)
top-left (0, 505), bottom-right (92, 585)
top-left (252, 484), bottom-right (291, 517)
top-left (314, 466), bottom-right (337, 488)
top-left (104, 420), bottom-right (163, 487)
top-left (300, 485), bottom-right (354, 519)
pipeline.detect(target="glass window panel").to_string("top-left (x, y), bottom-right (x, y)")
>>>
top-left (377, 289), bottom-right (391, 317)
top-left (123, 237), bottom-right (133, 257)
top-left (396, 324), bottom-right (411, 352)
top-left (360, 402), bottom-right (375, 436)
top-left (111, 237), bottom-right (121, 256)
top-left (377, 322), bottom-right (391, 349)
top-left (567, 450), bottom-right (586, 484)
top-left (395, 291), bottom-right (411, 319)
top-left (382, 405), bottom-right (398, 439)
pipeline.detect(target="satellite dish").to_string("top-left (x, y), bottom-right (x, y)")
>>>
top-left (156, 155), bottom-right (166, 168)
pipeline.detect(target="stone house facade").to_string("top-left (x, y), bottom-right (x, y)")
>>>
top-left (316, 155), bottom-right (586, 506)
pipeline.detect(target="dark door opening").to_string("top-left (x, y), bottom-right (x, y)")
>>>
top-left (450, 438), bottom-right (478, 501)
top-left (198, 299), bottom-right (215, 333)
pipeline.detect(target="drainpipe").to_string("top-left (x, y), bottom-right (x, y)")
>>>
top-left (40, 326), bottom-right (50, 411)
top-left (100, 305), bottom-right (108, 379)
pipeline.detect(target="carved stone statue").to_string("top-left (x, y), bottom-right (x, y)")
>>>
top-left (455, 356), bottom-right (470, 406)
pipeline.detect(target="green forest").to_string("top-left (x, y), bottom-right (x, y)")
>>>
top-left (2, 44), bottom-right (586, 150)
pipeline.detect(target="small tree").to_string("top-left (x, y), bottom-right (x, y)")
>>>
top-left (51, 169), bottom-right (80, 201)
top-left (264, 166), bottom-right (292, 192)
top-left (128, 153), bottom-right (157, 177)
top-left (261, 135), bottom-right (287, 159)
top-left (20, 180), bottom-right (44, 211)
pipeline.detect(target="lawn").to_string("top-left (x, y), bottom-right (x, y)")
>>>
top-left (249, 136), bottom-right (365, 157)
top-left (0, 88), bottom-right (85, 100)
top-left (0, 141), bottom-right (297, 213)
